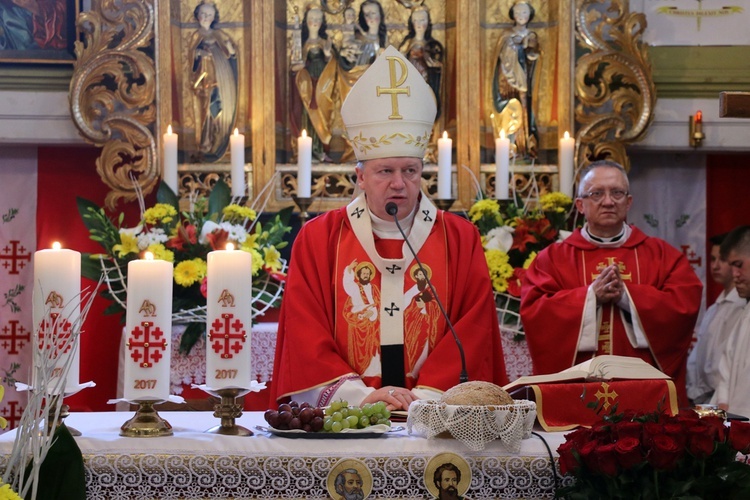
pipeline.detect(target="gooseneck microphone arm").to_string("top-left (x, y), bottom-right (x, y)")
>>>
top-left (385, 202), bottom-right (469, 384)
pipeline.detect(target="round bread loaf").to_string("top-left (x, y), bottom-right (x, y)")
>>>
top-left (440, 381), bottom-right (514, 406)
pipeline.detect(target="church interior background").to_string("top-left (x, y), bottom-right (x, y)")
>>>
top-left (1, 0), bottom-right (750, 424)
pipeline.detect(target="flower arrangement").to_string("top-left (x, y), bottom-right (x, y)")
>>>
top-left (77, 180), bottom-right (292, 354)
top-left (557, 407), bottom-right (750, 499)
top-left (468, 192), bottom-right (572, 335)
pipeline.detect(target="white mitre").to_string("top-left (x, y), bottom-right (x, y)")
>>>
top-left (341, 45), bottom-right (438, 161)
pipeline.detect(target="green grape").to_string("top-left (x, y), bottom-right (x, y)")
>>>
top-left (341, 418), bottom-right (351, 429)
top-left (330, 401), bottom-right (343, 412)
top-left (362, 403), bottom-right (374, 416)
top-left (359, 416), bottom-right (370, 428)
top-left (331, 412), bottom-right (343, 422)
top-left (323, 417), bottom-right (333, 431)
top-left (340, 407), bottom-right (349, 418)
top-left (370, 415), bottom-right (379, 425)
top-left (340, 400), bottom-right (349, 407)
top-left (377, 418), bottom-right (390, 425)
top-left (382, 408), bottom-right (391, 419)
top-left (325, 406), bottom-right (334, 416)
top-left (348, 407), bottom-right (361, 418)
top-left (346, 415), bottom-right (359, 428)
top-left (331, 421), bottom-right (343, 433)
top-left (373, 401), bottom-right (386, 414)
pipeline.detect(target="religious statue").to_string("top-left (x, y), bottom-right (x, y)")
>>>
top-left (291, 5), bottom-right (334, 162)
top-left (399, 5), bottom-right (444, 162)
top-left (491, 0), bottom-right (539, 159)
top-left (189, 0), bottom-right (239, 162)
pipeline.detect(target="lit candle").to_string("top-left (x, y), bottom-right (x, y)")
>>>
top-left (206, 243), bottom-right (252, 390)
top-left (694, 110), bottom-right (703, 138)
top-left (163, 125), bottom-right (179, 194)
top-left (495, 129), bottom-right (510, 200)
top-left (297, 129), bottom-right (312, 198)
top-left (230, 128), bottom-right (246, 197)
top-left (437, 131), bottom-right (452, 199)
top-left (123, 252), bottom-right (173, 401)
top-left (32, 242), bottom-right (81, 394)
top-left (559, 131), bottom-right (575, 197)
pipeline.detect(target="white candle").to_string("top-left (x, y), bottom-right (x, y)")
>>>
top-left (437, 131), bottom-right (452, 199)
top-left (206, 244), bottom-right (252, 390)
top-left (495, 129), bottom-right (510, 200)
top-left (559, 131), bottom-right (575, 197)
top-left (32, 243), bottom-right (81, 394)
top-left (163, 125), bottom-right (179, 194)
top-left (230, 128), bottom-right (246, 197)
top-left (297, 129), bottom-right (312, 198)
top-left (123, 253), bottom-right (173, 401)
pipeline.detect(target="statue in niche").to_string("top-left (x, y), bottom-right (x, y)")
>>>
top-left (399, 5), bottom-right (444, 162)
top-left (189, 0), bottom-right (238, 162)
top-left (291, 5), bottom-right (333, 162)
top-left (491, 0), bottom-right (539, 159)
top-left (318, 0), bottom-right (387, 162)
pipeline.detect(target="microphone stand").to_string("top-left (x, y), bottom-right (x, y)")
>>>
top-left (386, 203), bottom-right (469, 384)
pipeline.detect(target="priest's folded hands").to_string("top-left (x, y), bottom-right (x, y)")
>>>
top-left (595, 263), bottom-right (624, 304)
top-left (362, 386), bottom-right (419, 411)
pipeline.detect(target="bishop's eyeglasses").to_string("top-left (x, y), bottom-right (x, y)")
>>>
top-left (579, 189), bottom-right (629, 202)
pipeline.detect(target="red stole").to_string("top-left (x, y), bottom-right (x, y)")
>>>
top-left (575, 247), bottom-right (658, 368)
top-left (333, 218), bottom-right (448, 389)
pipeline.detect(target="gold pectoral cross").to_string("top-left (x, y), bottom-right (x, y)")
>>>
top-left (591, 257), bottom-right (632, 282)
top-left (376, 56), bottom-right (410, 120)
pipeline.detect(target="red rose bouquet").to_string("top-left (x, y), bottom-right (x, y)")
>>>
top-left (556, 408), bottom-right (750, 499)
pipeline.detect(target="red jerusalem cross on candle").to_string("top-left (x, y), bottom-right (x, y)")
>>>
top-left (37, 312), bottom-right (73, 356)
top-left (127, 321), bottom-right (167, 368)
top-left (209, 313), bottom-right (246, 359)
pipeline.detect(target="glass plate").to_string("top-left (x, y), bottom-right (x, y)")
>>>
top-left (255, 424), bottom-right (403, 439)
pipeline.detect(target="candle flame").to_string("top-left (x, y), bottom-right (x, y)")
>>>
top-left (144, 251), bottom-right (154, 261)
top-left (226, 243), bottom-right (235, 251)
top-left (52, 241), bottom-right (61, 250)
top-left (167, 124), bottom-right (173, 135)
top-left (234, 128), bottom-right (239, 136)
top-left (500, 129), bottom-right (506, 140)
top-left (302, 129), bottom-right (308, 138)
top-left (563, 131), bottom-right (571, 140)
top-left (695, 110), bottom-right (702, 124)
top-left (442, 131), bottom-right (448, 140)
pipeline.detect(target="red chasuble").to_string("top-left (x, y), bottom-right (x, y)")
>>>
top-left (271, 196), bottom-right (507, 403)
top-left (520, 226), bottom-right (702, 406)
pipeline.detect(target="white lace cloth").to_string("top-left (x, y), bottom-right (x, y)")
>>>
top-left (0, 411), bottom-right (570, 499)
top-left (169, 323), bottom-right (278, 395)
top-left (407, 400), bottom-right (537, 452)
top-left (500, 328), bottom-right (534, 382)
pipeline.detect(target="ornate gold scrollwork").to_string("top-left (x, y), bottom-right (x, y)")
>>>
top-left (574, 0), bottom-right (655, 175)
top-left (70, 0), bottom-right (157, 209)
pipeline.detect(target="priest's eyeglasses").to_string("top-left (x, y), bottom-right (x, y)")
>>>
top-left (580, 189), bottom-right (629, 202)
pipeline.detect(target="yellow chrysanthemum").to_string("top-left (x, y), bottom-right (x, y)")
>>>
top-left (223, 204), bottom-right (257, 224)
top-left (113, 232), bottom-right (139, 257)
top-left (143, 203), bottom-right (178, 225)
top-left (174, 258), bottom-right (207, 287)
top-left (250, 248), bottom-right (263, 276)
top-left (484, 249), bottom-right (514, 293)
top-left (263, 246), bottom-right (283, 272)
top-left (468, 199), bottom-right (501, 222)
top-left (0, 385), bottom-right (6, 429)
top-left (147, 243), bottom-right (175, 263)
top-left (540, 192), bottom-right (572, 212)
top-left (0, 483), bottom-right (22, 500)
top-left (523, 251), bottom-right (537, 269)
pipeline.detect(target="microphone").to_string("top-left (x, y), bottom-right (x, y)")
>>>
top-left (385, 202), bottom-right (469, 384)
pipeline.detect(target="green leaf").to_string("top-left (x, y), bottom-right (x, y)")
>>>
top-left (76, 197), bottom-right (103, 233)
top-left (80, 253), bottom-right (104, 281)
top-left (156, 180), bottom-right (180, 212)
top-left (207, 179), bottom-right (231, 218)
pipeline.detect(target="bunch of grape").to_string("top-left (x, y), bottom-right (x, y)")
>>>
top-left (263, 400), bottom-right (391, 433)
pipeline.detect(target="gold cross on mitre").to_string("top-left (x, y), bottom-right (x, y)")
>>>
top-left (376, 56), bottom-right (410, 120)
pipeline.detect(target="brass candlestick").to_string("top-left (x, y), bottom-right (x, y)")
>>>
top-left (292, 195), bottom-right (313, 226)
top-left (433, 198), bottom-right (455, 211)
top-left (120, 400), bottom-right (173, 437)
top-left (204, 387), bottom-right (253, 436)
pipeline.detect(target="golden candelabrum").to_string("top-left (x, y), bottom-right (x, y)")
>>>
top-left (292, 195), bottom-right (313, 226)
top-left (46, 395), bottom-right (80, 436)
top-left (433, 199), bottom-right (455, 211)
top-left (120, 400), bottom-right (173, 438)
top-left (203, 387), bottom-right (253, 436)
top-left (689, 111), bottom-right (705, 148)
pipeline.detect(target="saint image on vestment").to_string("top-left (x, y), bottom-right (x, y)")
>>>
top-left (342, 260), bottom-right (380, 374)
top-left (189, 0), bottom-right (239, 162)
top-left (491, 0), bottom-right (539, 159)
top-left (404, 263), bottom-right (440, 380)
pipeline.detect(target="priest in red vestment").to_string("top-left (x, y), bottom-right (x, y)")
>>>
top-left (272, 46), bottom-right (507, 410)
top-left (520, 160), bottom-right (702, 406)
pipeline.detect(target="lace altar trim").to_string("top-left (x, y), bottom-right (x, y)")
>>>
top-left (0, 452), bottom-right (570, 499)
top-left (407, 400), bottom-right (537, 452)
top-left (500, 328), bottom-right (534, 382)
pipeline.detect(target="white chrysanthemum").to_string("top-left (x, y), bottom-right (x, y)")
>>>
top-left (137, 228), bottom-right (168, 249)
top-left (484, 226), bottom-right (515, 253)
top-left (224, 222), bottom-right (248, 243)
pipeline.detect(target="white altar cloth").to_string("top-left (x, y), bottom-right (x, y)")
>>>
top-left (0, 411), bottom-right (570, 499)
